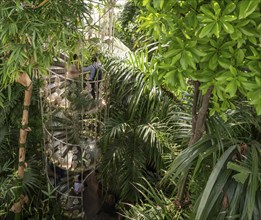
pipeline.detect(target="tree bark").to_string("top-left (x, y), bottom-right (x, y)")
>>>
top-left (190, 81), bottom-right (200, 142)
top-left (189, 86), bottom-right (213, 145)
top-left (16, 73), bottom-right (33, 178)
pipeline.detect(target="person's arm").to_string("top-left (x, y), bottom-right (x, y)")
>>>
top-left (82, 65), bottom-right (93, 73)
top-left (82, 65), bottom-right (96, 81)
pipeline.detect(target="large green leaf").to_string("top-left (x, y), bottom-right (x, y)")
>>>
top-left (242, 143), bottom-right (260, 220)
top-left (227, 162), bottom-right (251, 184)
top-left (194, 169), bottom-right (232, 219)
top-left (195, 145), bottom-right (237, 220)
top-left (199, 23), bottom-right (215, 38)
top-left (162, 137), bottom-right (212, 184)
top-left (239, 0), bottom-right (260, 19)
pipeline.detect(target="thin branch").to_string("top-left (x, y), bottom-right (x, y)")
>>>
top-left (190, 80), bottom-right (200, 145)
top-left (34, 0), bottom-right (49, 9)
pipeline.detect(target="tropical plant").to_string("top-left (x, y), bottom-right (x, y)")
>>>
top-left (0, 84), bottom-right (24, 127)
top-left (161, 104), bottom-right (261, 219)
top-left (0, 126), bottom-right (40, 217)
top-left (97, 1), bottom-right (261, 217)
top-left (0, 83), bottom-right (64, 219)
top-left (98, 55), bottom-right (181, 201)
top-left (133, 0), bottom-right (261, 206)
top-left (119, 179), bottom-right (190, 220)
top-left (135, 0), bottom-right (261, 116)
top-left (115, 1), bottom-right (140, 50)
top-left (191, 141), bottom-right (261, 220)
top-left (0, 1), bottom-right (92, 216)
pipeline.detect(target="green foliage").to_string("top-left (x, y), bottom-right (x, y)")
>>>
top-left (66, 80), bottom-right (97, 111)
top-left (120, 179), bottom-right (189, 220)
top-left (135, 0), bottom-right (261, 115)
top-left (0, 126), bottom-right (17, 163)
top-left (0, 2), bottom-right (94, 216)
top-left (162, 106), bottom-right (261, 219)
top-left (0, 80), bottom-right (44, 158)
top-left (0, 0), bottom-right (92, 88)
top-left (0, 1), bottom-right (103, 218)
top-left (194, 145), bottom-right (237, 220)
top-left (77, 1), bottom-right (261, 218)
top-left (193, 141), bottom-right (261, 220)
top-left (0, 81), bottom-right (63, 219)
top-left (99, 55), bottom-right (178, 201)
top-left (115, 1), bottom-right (140, 50)
top-left (229, 142), bottom-right (260, 220)
top-left (0, 84), bottom-right (24, 126)
top-left (0, 126), bottom-right (43, 217)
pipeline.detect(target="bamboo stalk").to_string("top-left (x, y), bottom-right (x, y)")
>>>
top-left (10, 73), bottom-right (32, 216)
top-left (16, 72), bottom-right (32, 178)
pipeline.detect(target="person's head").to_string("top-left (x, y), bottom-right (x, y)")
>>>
top-left (91, 56), bottom-right (97, 63)
top-left (68, 65), bottom-right (78, 76)
top-left (73, 54), bottom-right (78, 60)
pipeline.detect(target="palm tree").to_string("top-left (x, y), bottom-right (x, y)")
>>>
top-left (98, 54), bottom-right (181, 201)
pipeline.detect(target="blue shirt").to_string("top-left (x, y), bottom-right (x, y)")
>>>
top-left (82, 62), bottom-right (99, 81)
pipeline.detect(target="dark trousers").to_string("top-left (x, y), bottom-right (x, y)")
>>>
top-left (90, 81), bottom-right (100, 99)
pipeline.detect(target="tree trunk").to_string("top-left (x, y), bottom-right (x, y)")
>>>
top-left (16, 72), bottom-right (33, 178)
top-left (176, 85), bottom-right (213, 206)
top-left (189, 86), bottom-right (213, 145)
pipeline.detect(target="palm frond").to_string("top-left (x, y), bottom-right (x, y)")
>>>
top-left (100, 54), bottom-right (180, 201)
top-left (162, 137), bottom-right (213, 185)
top-left (119, 178), bottom-right (189, 220)
top-left (22, 167), bottom-right (43, 197)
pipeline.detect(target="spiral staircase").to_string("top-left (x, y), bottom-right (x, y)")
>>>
top-left (40, 57), bottom-right (107, 218)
